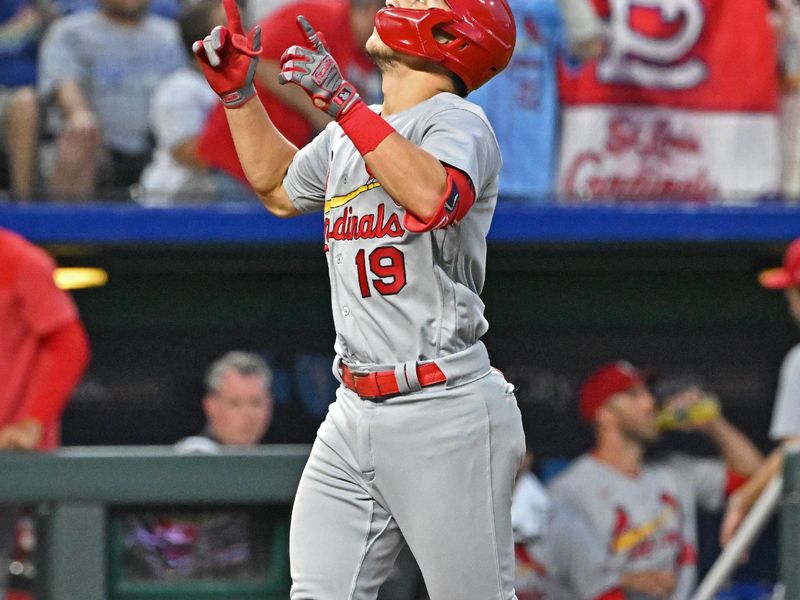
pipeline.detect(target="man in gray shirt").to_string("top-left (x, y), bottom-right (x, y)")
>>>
top-left (550, 362), bottom-right (762, 600)
top-left (721, 237), bottom-right (800, 546)
top-left (38, 0), bottom-right (184, 199)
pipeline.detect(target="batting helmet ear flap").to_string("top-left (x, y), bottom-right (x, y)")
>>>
top-left (374, 0), bottom-right (516, 93)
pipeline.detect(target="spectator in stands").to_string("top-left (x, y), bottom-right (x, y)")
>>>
top-left (38, 0), bottom-right (185, 200)
top-left (0, 1), bottom-right (45, 200)
top-left (138, 0), bottom-right (253, 205)
top-left (175, 351), bottom-right (274, 452)
top-left (722, 238), bottom-right (800, 546)
top-left (50, 0), bottom-right (180, 19)
top-left (247, 0), bottom-right (291, 23)
top-left (470, 0), bottom-right (604, 201)
top-left (196, 0), bottom-right (382, 183)
top-left (774, 0), bottom-right (800, 199)
top-left (549, 362), bottom-right (762, 600)
top-left (0, 227), bottom-right (90, 598)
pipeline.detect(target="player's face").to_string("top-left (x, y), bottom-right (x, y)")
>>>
top-left (607, 383), bottom-right (660, 444)
top-left (101, 0), bottom-right (149, 20)
top-left (366, 0), bottom-right (452, 58)
top-left (205, 371), bottom-right (273, 446)
top-left (785, 287), bottom-right (800, 326)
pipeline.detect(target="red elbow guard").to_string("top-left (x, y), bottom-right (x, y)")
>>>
top-left (403, 165), bottom-right (476, 232)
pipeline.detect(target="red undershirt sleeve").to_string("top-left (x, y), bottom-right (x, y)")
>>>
top-left (18, 320), bottom-right (90, 425)
top-left (725, 469), bottom-right (748, 496)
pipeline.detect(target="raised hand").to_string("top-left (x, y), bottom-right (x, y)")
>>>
top-left (193, 0), bottom-right (262, 108)
top-left (278, 16), bottom-right (360, 120)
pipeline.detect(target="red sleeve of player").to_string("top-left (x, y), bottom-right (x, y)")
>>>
top-left (403, 165), bottom-right (476, 232)
top-left (14, 241), bottom-right (78, 336)
top-left (725, 469), bottom-right (748, 496)
top-left (18, 320), bottom-right (90, 425)
top-left (12, 242), bottom-right (90, 424)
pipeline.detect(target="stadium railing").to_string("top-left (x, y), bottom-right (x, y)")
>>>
top-left (0, 446), bottom-right (309, 600)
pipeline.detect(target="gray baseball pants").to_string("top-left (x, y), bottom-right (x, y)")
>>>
top-left (289, 348), bottom-right (525, 600)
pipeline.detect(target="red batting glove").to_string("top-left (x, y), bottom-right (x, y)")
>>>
top-left (193, 0), bottom-right (261, 108)
top-left (278, 16), bottom-right (360, 120)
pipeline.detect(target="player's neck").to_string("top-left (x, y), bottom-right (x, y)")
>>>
top-left (593, 435), bottom-right (644, 478)
top-left (380, 68), bottom-right (455, 117)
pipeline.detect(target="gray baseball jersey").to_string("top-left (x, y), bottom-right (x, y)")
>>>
top-left (512, 472), bottom-right (619, 600)
top-left (770, 343), bottom-right (800, 440)
top-left (549, 454), bottom-right (727, 600)
top-left (284, 92), bottom-right (501, 365)
top-left (282, 92), bottom-right (525, 600)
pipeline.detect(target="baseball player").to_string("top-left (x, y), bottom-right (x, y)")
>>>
top-left (512, 452), bottom-right (623, 600)
top-left (548, 362), bottom-right (762, 600)
top-left (192, 0), bottom-right (525, 598)
top-left (721, 237), bottom-right (800, 546)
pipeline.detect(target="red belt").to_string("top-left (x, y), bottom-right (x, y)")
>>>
top-left (340, 362), bottom-right (447, 400)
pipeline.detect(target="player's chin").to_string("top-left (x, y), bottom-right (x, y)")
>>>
top-left (365, 33), bottom-right (393, 60)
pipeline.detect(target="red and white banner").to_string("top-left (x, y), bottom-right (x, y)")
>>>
top-left (557, 0), bottom-right (780, 201)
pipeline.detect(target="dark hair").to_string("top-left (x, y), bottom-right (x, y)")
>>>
top-left (179, 0), bottom-right (221, 55)
top-left (450, 73), bottom-right (468, 98)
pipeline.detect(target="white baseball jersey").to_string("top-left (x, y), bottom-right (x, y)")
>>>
top-left (512, 472), bottom-right (619, 600)
top-left (770, 343), bottom-right (800, 440)
top-left (283, 92), bottom-right (501, 365)
top-left (549, 454), bottom-right (727, 600)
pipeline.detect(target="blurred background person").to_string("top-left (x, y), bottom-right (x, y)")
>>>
top-left (549, 362), bottom-right (762, 600)
top-left (175, 350), bottom-right (274, 451)
top-left (196, 0), bottom-right (382, 183)
top-left (721, 238), bottom-right (800, 547)
top-left (0, 0), bottom-right (46, 200)
top-left (37, 0), bottom-right (185, 200)
top-left (49, 0), bottom-right (180, 19)
top-left (137, 0), bottom-right (253, 205)
top-left (122, 351), bottom-right (276, 585)
top-left (0, 227), bottom-right (90, 598)
top-left (470, 0), bottom-right (604, 202)
top-left (246, 0), bottom-right (289, 23)
top-left (513, 450), bottom-right (623, 600)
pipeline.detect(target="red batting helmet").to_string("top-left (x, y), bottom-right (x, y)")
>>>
top-left (374, 0), bottom-right (516, 93)
top-left (759, 238), bottom-right (800, 289)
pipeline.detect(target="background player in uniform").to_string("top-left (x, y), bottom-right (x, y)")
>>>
top-left (192, 0), bottom-right (525, 598)
top-left (0, 227), bottom-right (91, 598)
top-left (549, 362), bottom-right (762, 600)
top-left (721, 237), bottom-right (800, 546)
top-left (512, 450), bottom-right (623, 600)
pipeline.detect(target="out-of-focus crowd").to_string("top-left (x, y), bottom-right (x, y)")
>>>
top-left (0, 0), bottom-right (381, 203)
top-left (2, 0), bottom-right (800, 204)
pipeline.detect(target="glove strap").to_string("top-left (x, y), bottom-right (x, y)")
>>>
top-left (338, 100), bottom-right (396, 156)
top-left (326, 81), bottom-right (360, 119)
top-left (221, 56), bottom-right (259, 108)
top-left (221, 82), bottom-right (256, 108)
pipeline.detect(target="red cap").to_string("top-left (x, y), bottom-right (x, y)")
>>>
top-left (760, 238), bottom-right (800, 289)
top-left (579, 361), bottom-right (647, 422)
